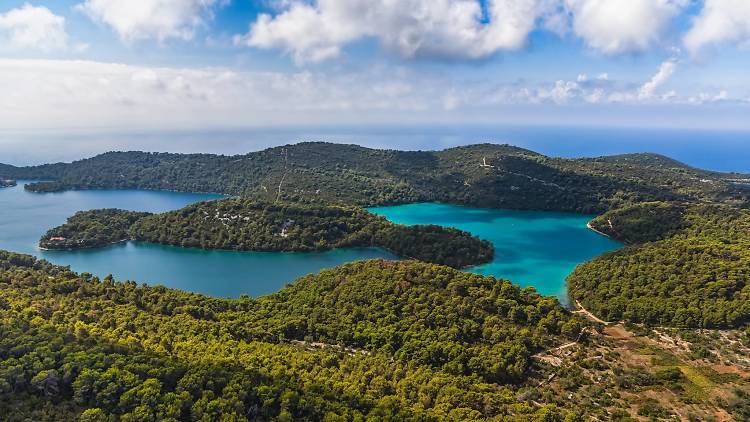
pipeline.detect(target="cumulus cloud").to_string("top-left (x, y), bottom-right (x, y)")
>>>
top-left (565, 0), bottom-right (687, 54)
top-left (0, 4), bottom-right (68, 51)
top-left (684, 0), bottom-right (750, 53)
top-left (76, 0), bottom-right (224, 42)
top-left (237, 0), bottom-right (556, 63)
top-left (638, 60), bottom-right (677, 100)
top-left (238, 0), bottom-right (709, 62)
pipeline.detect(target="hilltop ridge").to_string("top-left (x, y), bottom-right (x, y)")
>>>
top-left (2, 142), bottom-right (748, 213)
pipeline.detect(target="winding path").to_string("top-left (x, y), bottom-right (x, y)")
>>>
top-left (572, 300), bottom-right (611, 325)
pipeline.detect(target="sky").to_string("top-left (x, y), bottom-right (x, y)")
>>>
top-left (0, 0), bottom-right (749, 163)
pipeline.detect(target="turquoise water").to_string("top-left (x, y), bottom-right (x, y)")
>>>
top-left (0, 182), bottom-right (397, 298)
top-left (0, 183), bottom-right (620, 301)
top-left (369, 203), bottom-right (622, 304)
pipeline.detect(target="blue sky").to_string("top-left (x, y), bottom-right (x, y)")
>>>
top-left (0, 0), bottom-right (749, 140)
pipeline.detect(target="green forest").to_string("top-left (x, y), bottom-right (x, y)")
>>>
top-left (0, 251), bottom-right (583, 421)
top-left (3, 143), bottom-right (748, 212)
top-left (40, 209), bottom-right (152, 250)
top-left (4, 143), bottom-right (750, 419)
top-left (569, 202), bottom-right (750, 328)
top-left (41, 200), bottom-right (494, 269)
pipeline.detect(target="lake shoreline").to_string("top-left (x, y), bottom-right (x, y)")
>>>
top-left (4, 181), bottom-right (621, 302)
top-left (586, 221), bottom-right (611, 238)
top-left (39, 238), bottom-right (130, 252)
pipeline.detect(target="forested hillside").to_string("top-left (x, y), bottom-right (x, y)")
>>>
top-left (41, 200), bottom-right (494, 269)
top-left (3, 142), bottom-right (748, 212)
top-left (569, 203), bottom-right (750, 328)
top-left (587, 201), bottom-right (689, 244)
top-left (6, 142), bottom-right (750, 419)
top-left (0, 251), bottom-right (582, 421)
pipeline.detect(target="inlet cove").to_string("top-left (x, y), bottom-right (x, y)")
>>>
top-left (369, 203), bottom-right (622, 303)
top-left (0, 182), bottom-right (619, 302)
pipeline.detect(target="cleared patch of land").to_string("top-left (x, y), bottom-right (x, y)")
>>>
top-left (528, 318), bottom-right (750, 420)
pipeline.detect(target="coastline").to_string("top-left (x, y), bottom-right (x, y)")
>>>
top-left (20, 180), bottom-right (229, 198)
top-left (39, 238), bottom-right (131, 252)
top-left (586, 221), bottom-right (611, 238)
top-left (39, 238), bottom-right (490, 270)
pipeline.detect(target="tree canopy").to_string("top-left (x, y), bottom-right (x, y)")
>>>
top-left (4, 142), bottom-right (747, 212)
top-left (42, 200), bottom-right (495, 269)
top-left (40, 209), bottom-right (152, 250)
top-left (569, 203), bottom-right (750, 328)
top-left (0, 251), bottom-right (583, 421)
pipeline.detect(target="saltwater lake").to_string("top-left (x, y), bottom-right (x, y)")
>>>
top-left (369, 203), bottom-right (622, 303)
top-left (0, 182), bottom-right (620, 302)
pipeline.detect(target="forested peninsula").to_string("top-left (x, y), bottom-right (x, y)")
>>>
top-left (40, 200), bottom-right (494, 269)
top-left (0, 179), bottom-right (16, 188)
top-left (40, 209), bottom-right (152, 250)
top-left (569, 202), bottom-right (750, 328)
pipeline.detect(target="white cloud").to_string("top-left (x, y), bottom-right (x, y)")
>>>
top-left (564, 0), bottom-right (687, 54)
top-left (638, 60), bottom-right (677, 100)
top-left (0, 58), bottom-right (744, 132)
top-left (237, 0), bottom-right (555, 64)
top-left (0, 59), bottom-right (440, 130)
top-left (240, 0), bottom-right (716, 62)
top-left (684, 0), bottom-right (750, 53)
top-left (77, 0), bottom-right (224, 42)
top-left (0, 4), bottom-right (68, 51)
top-left (688, 90), bottom-right (733, 104)
top-left (545, 80), bottom-right (581, 104)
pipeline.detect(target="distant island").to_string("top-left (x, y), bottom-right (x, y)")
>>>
top-left (40, 200), bottom-right (495, 269)
top-left (0, 179), bottom-right (16, 188)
